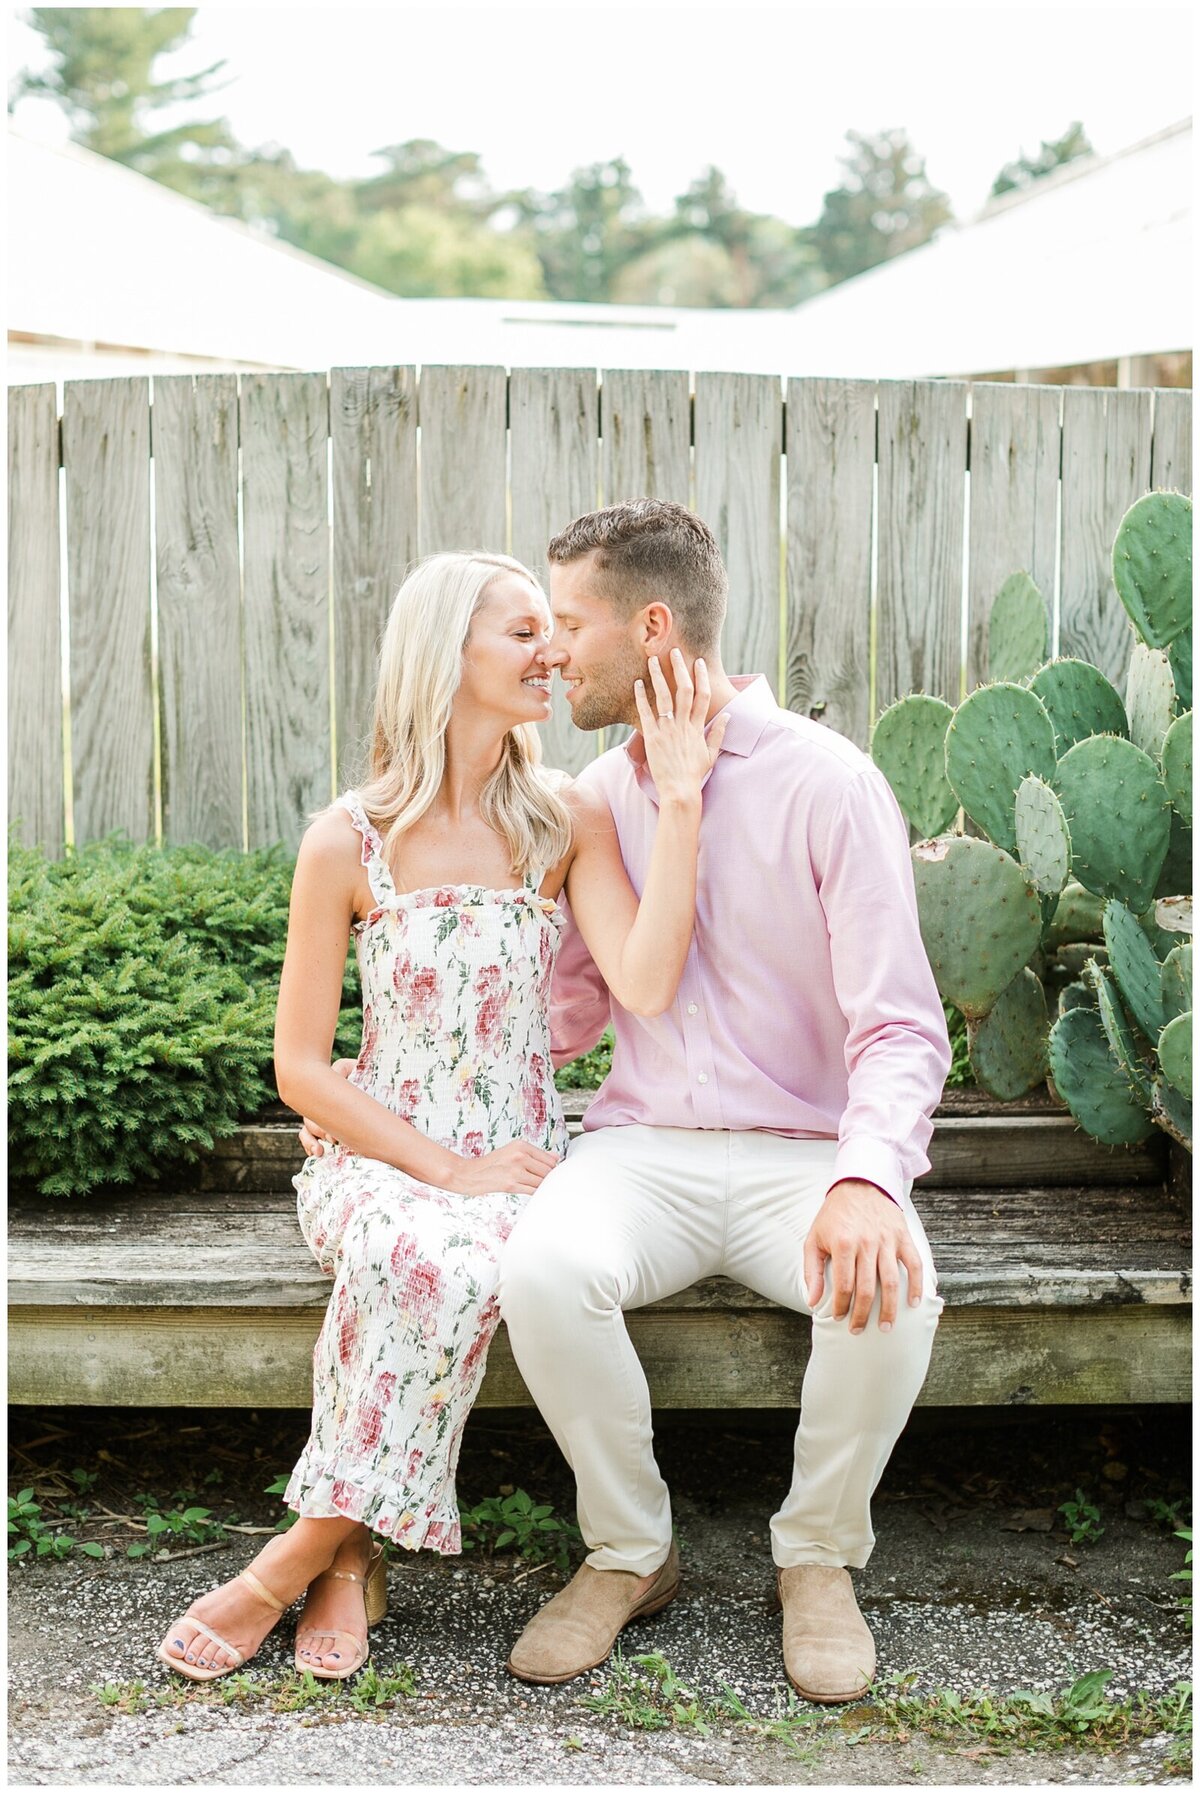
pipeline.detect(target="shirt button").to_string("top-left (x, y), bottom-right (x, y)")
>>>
top-left (697, 1072), bottom-right (709, 1085)
top-left (686, 1003), bottom-right (698, 1016)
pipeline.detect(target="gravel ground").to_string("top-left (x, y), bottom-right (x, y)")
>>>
top-left (8, 1405), bottom-right (1192, 1786)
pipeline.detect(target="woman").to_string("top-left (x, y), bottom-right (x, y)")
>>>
top-left (157, 550), bottom-right (724, 1682)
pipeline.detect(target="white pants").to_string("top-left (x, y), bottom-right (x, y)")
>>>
top-left (498, 1125), bottom-right (943, 1575)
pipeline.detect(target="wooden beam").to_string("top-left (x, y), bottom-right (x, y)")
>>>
top-left (8, 1304), bottom-right (1190, 1409)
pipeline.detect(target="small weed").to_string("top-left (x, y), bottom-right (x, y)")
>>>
top-left (562, 1735), bottom-right (584, 1752)
top-left (263, 1474), bottom-right (299, 1531)
top-left (9, 1489), bottom-right (103, 1562)
top-left (459, 1487), bottom-right (581, 1572)
top-left (97, 1664), bottom-right (419, 1720)
top-left (1148, 1496), bottom-right (1191, 1532)
top-left (582, 1649), bottom-right (719, 1733)
top-left (127, 1492), bottom-right (227, 1550)
top-left (1058, 1489), bottom-right (1105, 1546)
top-left (862, 1669), bottom-right (1191, 1761)
top-left (1171, 1528), bottom-right (1193, 1614)
top-left (348, 1663), bottom-right (418, 1711)
top-left (89, 1681), bottom-right (149, 1716)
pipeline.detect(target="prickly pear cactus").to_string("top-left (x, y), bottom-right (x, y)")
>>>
top-left (1125, 643), bottom-right (1177, 759)
top-left (944, 683), bottom-right (1057, 854)
top-left (989, 572), bottom-right (1048, 683)
top-left (910, 836), bottom-right (1043, 1019)
top-left (1030, 659), bottom-right (1128, 754)
top-left (1014, 775), bottom-right (1071, 897)
top-left (1112, 491), bottom-right (1192, 648)
top-left (1103, 900), bottom-right (1167, 1041)
top-left (966, 967), bottom-right (1049, 1098)
top-left (1047, 1004), bottom-right (1155, 1145)
top-left (867, 486), bottom-right (1192, 1154)
top-left (870, 695), bottom-right (959, 839)
top-left (1052, 735), bottom-right (1171, 912)
top-left (1161, 710), bottom-right (1192, 825)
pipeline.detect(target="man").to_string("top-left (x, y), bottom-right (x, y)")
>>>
top-left (497, 499), bottom-right (951, 1701)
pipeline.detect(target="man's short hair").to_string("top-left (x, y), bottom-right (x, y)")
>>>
top-left (547, 499), bottom-right (728, 653)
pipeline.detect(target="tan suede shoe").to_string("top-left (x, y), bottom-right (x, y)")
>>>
top-left (506, 1543), bottom-right (680, 1684)
top-left (778, 1565), bottom-right (876, 1703)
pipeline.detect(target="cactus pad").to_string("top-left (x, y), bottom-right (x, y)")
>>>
top-left (1155, 811), bottom-right (1193, 899)
top-left (1156, 896), bottom-right (1194, 934)
top-left (1086, 961), bottom-right (1155, 1106)
top-left (1161, 943), bottom-right (1193, 1021)
top-left (945, 683), bottom-right (1057, 854)
top-left (1169, 628), bottom-right (1192, 712)
top-left (1112, 491), bottom-right (1192, 648)
top-left (1047, 1005), bottom-right (1154, 1145)
top-left (1014, 775), bottom-right (1071, 897)
top-left (1041, 881), bottom-right (1106, 950)
top-left (966, 968), bottom-right (1049, 1098)
top-left (1058, 979), bottom-right (1095, 1016)
top-left (989, 572), bottom-right (1049, 683)
top-left (1159, 1011), bottom-right (1193, 1100)
top-left (1103, 900), bottom-right (1165, 1041)
top-left (1125, 642), bottom-right (1177, 760)
top-left (870, 695), bottom-right (959, 838)
top-left (1053, 734), bottom-right (1171, 911)
top-left (911, 835), bottom-right (1043, 1019)
top-left (1161, 710), bottom-right (1192, 826)
top-left (1030, 658), bottom-right (1128, 755)
top-left (1152, 1076), bottom-right (1192, 1150)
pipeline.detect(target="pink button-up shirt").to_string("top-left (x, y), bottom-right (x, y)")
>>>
top-left (549, 674), bottom-right (952, 1205)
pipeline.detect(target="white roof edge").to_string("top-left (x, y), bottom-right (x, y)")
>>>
top-left (6, 122), bottom-right (399, 302)
top-left (973, 115), bottom-right (1193, 222)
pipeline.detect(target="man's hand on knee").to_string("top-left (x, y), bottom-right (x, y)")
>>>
top-left (803, 1179), bottom-right (924, 1335)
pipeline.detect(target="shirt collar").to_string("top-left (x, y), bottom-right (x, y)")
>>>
top-left (622, 673), bottom-right (776, 768)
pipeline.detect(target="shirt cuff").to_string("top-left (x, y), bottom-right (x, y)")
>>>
top-left (826, 1138), bottom-right (906, 1207)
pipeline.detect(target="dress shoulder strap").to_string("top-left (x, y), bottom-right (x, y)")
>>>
top-left (337, 792), bottom-right (397, 905)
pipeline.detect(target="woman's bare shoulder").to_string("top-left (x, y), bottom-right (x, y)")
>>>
top-left (296, 802), bottom-right (363, 872)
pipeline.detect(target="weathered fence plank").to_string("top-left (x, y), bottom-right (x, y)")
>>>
top-left (240, 372), bottom-right (331, 851)
top-left (330, 367), bottom-right (418, 786)
top-left (966, 383), bottom-right (1061, 690)
top-left (510, 367), bottom-right (601, 776)
top-left (152, 375), bottom-right (243, 849)
top-left (63, 377), bottom-right (154, 844)
top-left (600, 369), bottom-right (691, 505)
top-left (1059, 388), bottom-right (1154, 684)
top-left (418, 365), bottom-right (507, 554)
top-left (695, 372), bottom-right (781, 692)
top-left (1151, 388), bottom-right (1193, 495)
top-left (7, 384), bottom-right (63, 853)
top-left (875, 380), bottom-right (968, 719)
top-left (785, 378), bottom-right (875, 749)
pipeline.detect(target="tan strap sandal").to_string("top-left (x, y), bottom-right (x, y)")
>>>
top-left (156, 1567), bottom-right (287, 1684)
top-left (294, 1544), bottom-right (387, 1681)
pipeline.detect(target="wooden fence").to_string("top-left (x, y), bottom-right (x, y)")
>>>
top-left (7, 370), bottom-right (1193, 857)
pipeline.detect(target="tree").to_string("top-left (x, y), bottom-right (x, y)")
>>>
top-left (989, 122), bottom-right (1094, 199)
top-left (509, 158), bottom-right (654, 302)
top-left (348, 206), bottom-right (547, 299)
top-left (808, 128), bottom-right (953, 287)
top-left (14, 7), bottom-right (237, 196)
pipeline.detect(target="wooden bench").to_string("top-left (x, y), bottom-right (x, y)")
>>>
top-left (8, 1091), bottom-right (1190, 1410)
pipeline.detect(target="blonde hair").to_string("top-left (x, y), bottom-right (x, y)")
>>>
top-left (332, 551), bottom-right (572, 882)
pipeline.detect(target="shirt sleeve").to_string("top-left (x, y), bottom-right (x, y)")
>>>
top-left (816, 766), bottom-right (952, 1205)
top-left (549, 892), bottom-right (612, 1070)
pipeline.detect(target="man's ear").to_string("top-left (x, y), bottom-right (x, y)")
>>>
top-left (639, 601), bottom-right (674, 651)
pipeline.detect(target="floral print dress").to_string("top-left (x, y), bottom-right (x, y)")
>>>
top-left (285, 791), bottom-right (567, 1553)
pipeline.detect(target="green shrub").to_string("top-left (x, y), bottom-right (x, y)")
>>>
top-left (8, 833), bottom-right (362, 1197)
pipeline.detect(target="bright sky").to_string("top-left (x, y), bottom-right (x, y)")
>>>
top-left (7, 1), bottom-right (1194, 225)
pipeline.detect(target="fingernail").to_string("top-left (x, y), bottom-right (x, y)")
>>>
top-left (910, 1295), bottom-right (921, 1306)
top-left (879, 1321), bottom-right (892, 1333)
